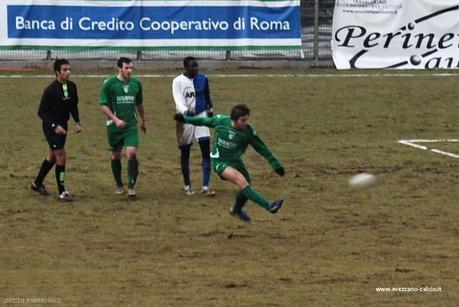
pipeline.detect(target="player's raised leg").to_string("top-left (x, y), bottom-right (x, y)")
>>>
top-left (231, 162), bottom-right (251, 214)
top-left (221, 166), bottom-right (268, 209)
top-left (221, 167), bottom-right (254, 222)
top-left (221, 166), bottom-right (284, 222)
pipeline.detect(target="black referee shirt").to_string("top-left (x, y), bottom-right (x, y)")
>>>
top-left (37, 79), bottom-right (80, 129)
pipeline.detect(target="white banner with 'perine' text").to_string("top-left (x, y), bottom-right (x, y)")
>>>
top-left (332, 0), bottom-right (459, 69)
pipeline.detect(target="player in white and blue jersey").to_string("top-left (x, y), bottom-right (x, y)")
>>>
top-left (172, 57), bottom-right (215, 196)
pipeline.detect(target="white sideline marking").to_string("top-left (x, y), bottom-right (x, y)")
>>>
top-left (398, 140), bottom-right (428, 151)
top-left (1, 73), bottom-right (459, 79)
top-left (398, 139), bottom-right (459, 159)
top-left (430, 149), bottom-right (459, 159)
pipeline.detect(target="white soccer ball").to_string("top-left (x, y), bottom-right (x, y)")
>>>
top-left (348, 172), bottom-right (377, 188)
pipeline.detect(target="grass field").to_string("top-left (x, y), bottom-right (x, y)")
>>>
top-left (0, 69), bottom-right (458, 306)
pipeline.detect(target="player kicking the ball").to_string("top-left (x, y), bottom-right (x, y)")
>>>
top-left (174, 104), bottom-right (285, 222)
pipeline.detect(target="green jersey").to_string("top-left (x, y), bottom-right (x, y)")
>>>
top-left (183, 114), bottom-right (282, 170)
top-left (99, 76), bottom-right (143, 127)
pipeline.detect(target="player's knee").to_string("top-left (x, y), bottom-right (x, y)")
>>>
top-left (54, 150), bottom-right (66, 164)
top-left (237, 176), bottom-right (249, 189)
top-left (47, 151), bottom-right (56, 162)
top-left (126, 148), bottom-right (137, 160)
top-left (54, 149), bottom-right (65, 156)
top-left (238, 181), bottom-right (249, 190)
top-left (111, 151), bottom-right (121, 160)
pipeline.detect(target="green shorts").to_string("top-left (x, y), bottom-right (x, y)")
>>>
top-left (212, 158), bottom-right (251, 183)
top-left (106, 123), bottom-right (139, 152)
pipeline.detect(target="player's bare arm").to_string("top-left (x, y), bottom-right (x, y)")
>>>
top-left (137, 103), bottom-right (146, 133)
top-left (101, 105), bottom-right (126, 129)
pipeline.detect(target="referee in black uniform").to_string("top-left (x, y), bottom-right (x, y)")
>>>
top-left (31, 59), bottom-right (81, 201)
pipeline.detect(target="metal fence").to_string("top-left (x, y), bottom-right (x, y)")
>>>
top-left (0, 0), bottom-right (335, 64)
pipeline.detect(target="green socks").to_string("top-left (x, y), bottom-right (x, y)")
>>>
top-left (233, 191), bottom-right (249, 212)
top-left (127, 158), bottom-right (139, 189)
top-left (241, 185), bottom-right (270, 210)
top-left (55, 164), bottom-right (66, 194)
top-left (111, 159), bottom-right (123, 187)
top-left (112, 158), bottom-right (139, 189)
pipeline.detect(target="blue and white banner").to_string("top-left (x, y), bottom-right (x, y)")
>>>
top-left (0, 0), bottom-right (301, 50)
top-left (332, 0), bottom-right (459, 69)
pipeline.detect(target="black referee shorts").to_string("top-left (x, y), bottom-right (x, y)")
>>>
top-left (43, 123), bottom-right (67, 151)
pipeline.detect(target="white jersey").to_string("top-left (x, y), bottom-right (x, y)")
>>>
top-left (172, 74), bottom-right (195, 114)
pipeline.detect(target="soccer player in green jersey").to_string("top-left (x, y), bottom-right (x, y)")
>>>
top-left (99, 57), bottom-right (146, 199)
top-left (174, 104), bottom-right (285, 222)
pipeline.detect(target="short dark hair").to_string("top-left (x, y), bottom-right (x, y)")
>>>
top-left (53, 59), bottom-right (69, 75)
top-left (183, 56), bottom-right (197, 67)
top-left (230, 104), bottom-right (250, 121)
top-left (117, 57), bottom-right (132, 68)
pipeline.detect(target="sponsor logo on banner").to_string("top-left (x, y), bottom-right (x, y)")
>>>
top-left (0, 0), bottom-right (301, 50)
top-left (332, 0), bottom-right (459, 69)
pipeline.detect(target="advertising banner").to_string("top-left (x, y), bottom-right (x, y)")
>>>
top-left (332, 0), bottom-right (459, 69)
top-left (1, 0), bottom-right (301, 50)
